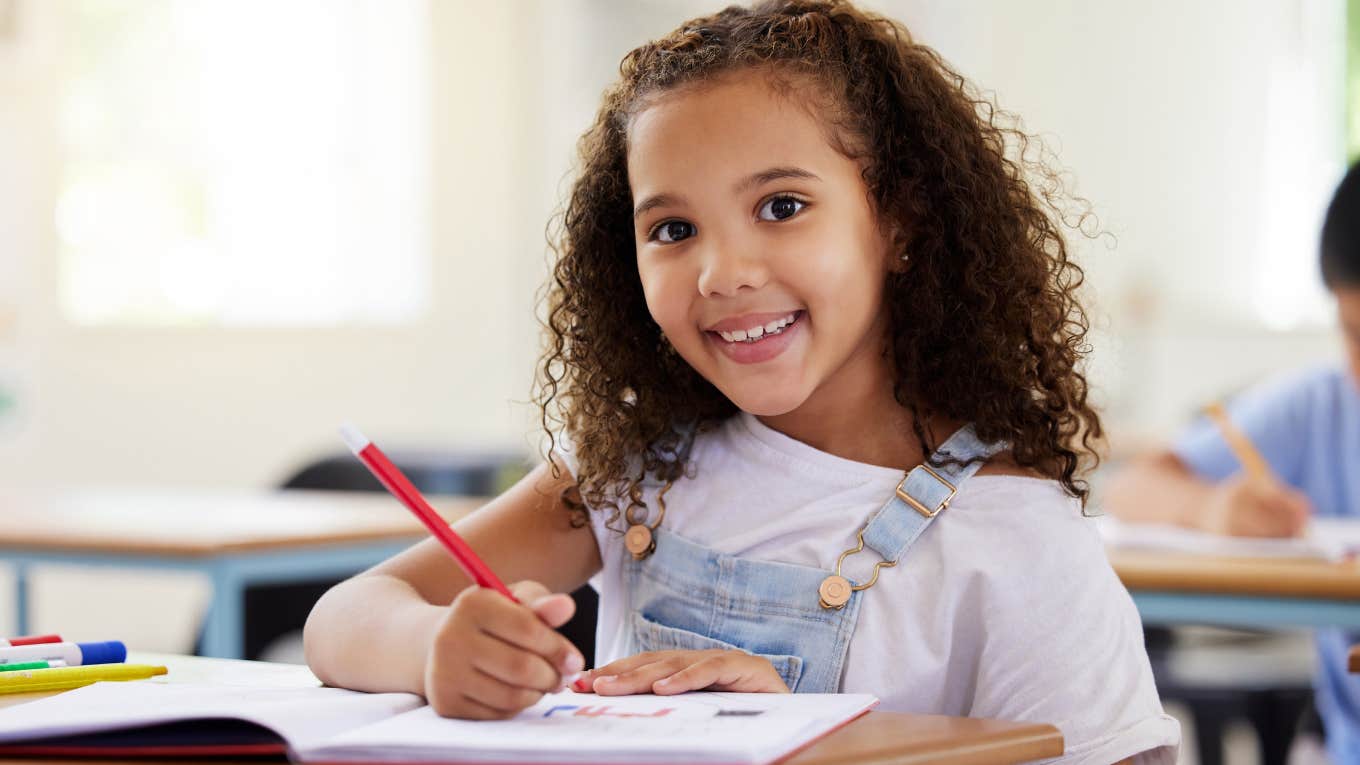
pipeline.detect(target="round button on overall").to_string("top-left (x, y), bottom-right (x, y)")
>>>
top-left (625, 524), bottom-right (656, 559)
top-left (818, 574), bottom-right (852, 609)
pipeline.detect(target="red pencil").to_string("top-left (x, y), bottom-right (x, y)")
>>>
top-left (340, 424), bottom-right (518, 603)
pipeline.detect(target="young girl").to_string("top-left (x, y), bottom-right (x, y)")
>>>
top-left (305, 1), bottom-right (1180, 762)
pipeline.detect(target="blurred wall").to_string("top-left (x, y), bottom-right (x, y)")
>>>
top-left (0, 0), bottom-right (1349, 493)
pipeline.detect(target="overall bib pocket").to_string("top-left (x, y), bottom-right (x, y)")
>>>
top-left (630, 612), bottom-right (805, 691)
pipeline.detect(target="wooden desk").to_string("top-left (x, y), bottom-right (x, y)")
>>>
top-left (1110, 550), bottom-right (1360, 629)
top-left (0, 654), bottom-right (1064, 765)
top-left (0, 488), bottom-right (485, 659)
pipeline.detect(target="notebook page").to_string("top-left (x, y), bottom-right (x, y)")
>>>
top-left (0, 681), bottom-right (422, 751)
top-left (300, 690), bottom-right (878, 764)
top-left (1097, 516), bottom-right (1357, 560)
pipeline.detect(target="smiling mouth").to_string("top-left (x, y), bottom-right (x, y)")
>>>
top-left (709, 310), bottom-right (805, 344)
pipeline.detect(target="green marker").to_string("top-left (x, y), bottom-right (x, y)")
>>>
top-left (0, 661), bottom-right (55, 672)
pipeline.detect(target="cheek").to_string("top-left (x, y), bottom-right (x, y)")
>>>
top-left (637, 260), bottom-right (691, 332)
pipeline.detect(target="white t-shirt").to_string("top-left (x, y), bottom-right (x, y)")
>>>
top-left (558, 412), bottom-right (1179, 765)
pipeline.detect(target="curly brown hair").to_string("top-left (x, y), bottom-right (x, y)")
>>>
top-left (535, 0), bottom-right (1103, 528)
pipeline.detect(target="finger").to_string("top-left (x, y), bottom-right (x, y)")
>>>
top-left (509, 581), bottom-right (577, 629)
top-left (1285, 489), bottom-right (1314, 528)
top-left (586, 650), bottom-right (680, 680)
top-left (529, 592), bottom-right (577, 629)
top-left (453, 693), bottom-right (521, 721)
top-left (658, 647), bottom-right (788, 691)
top-left (594, 657), bottom-right (692, 696)
top-left (1255, 482), bottom-right (1309, 530)
top-left (1259, 491), bottom-right (1307, 537)
top-left (654, 655), bottom-right (727, 694)
top-left (461, 666), bottom-right (546, 714)
top-left (509, 580), bottom-right (553, 604)
top-left (468, 631), bottom-right (561, 692)
top-left (473, 589), bottom-right (585, 678)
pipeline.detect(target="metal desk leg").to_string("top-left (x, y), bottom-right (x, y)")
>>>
top-left (13, 563), bottom-right (28, 636)
top-left (199, 563), bottom-right (245, 659)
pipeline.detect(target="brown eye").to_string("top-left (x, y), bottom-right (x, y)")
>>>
top-left (758, 196), bottom-right (805, 222)
top-left (652, 220), bottom-right (696, 243)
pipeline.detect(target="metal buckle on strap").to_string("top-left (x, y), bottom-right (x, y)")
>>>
top-left (895, 464), bottom-right (957, 518)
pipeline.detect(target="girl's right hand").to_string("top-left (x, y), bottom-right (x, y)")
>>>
top-left (424, 580), bottom-right (585, 720)
top-left (1199, 474), bottom-right (1311, 538)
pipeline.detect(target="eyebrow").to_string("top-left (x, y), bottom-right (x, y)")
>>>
top-left (631, 166), bottom-right (822, 221)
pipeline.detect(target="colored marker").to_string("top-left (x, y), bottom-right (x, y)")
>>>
top-left (0, 663), bottom-right (166, 694)
top-left (0, 640), bottom-right (125, 667)
top-left (340, 424), bottom-right (516, 601)
top-left (0, 661), bottom-right (61, 672)
top-left (0, 634), bottom-right (62, 647)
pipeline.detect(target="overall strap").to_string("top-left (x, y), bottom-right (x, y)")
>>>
top-left (859, 424), bottom-right (1007, 564)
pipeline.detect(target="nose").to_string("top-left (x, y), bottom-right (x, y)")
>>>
top-left (696, 241), bottom-right (769, 299)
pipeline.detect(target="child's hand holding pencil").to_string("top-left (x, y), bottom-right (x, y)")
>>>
top-left (341, 425), bottom-right (585, 720)
top-left (423, 579), bottom-right (585, 720)
top-left (1198, 473), bottom-right (1311, 538)
top-left (1196, 403), bottom-right (1312, 538)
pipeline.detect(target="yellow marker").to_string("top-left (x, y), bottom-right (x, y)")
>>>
top-left (1204, 401), bottom-right (1272, 480)
top-left (0, 663), bottom-right (166, 694)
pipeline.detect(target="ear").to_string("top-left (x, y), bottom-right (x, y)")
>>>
top-left (883, 219), bottom-right (911, 274)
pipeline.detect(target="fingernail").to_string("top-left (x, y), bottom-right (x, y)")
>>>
top-left (563, 653), bottom-right (584, 674)
top-left (655, 677), bottom-right (670, 686)
top-left (572, 676), bottom-right (592, 692)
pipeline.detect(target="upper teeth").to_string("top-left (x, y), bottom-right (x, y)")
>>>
top-left (717, 312), bottom-right (798, 343)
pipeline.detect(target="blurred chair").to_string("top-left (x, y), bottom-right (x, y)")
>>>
top-left (1146, 625), bottom-right (1316, 765)
top-left (198, 449), bottom-right (600, 667)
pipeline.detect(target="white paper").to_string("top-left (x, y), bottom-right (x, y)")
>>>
top-left (1097, 516), bottom-right (1360, 561)
top-left (0, 681), bottom-right (876, 765)
top-left (300, 691), bottom-right (878, 764)
top-left (0, 682), bottom-right (422, 751)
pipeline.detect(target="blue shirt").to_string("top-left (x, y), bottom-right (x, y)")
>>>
top-left (1173, 364), bottom-right (1360, 764)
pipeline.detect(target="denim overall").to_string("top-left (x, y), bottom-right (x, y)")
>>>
top-left (622, 424), bottom-right (1004, 693)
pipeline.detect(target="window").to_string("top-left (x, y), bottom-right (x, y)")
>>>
top-left (1350, 0), bottom-right (1360, 162)
top-left (1248, 0), bottom-right (1347, 329)
top-left (53, 0), bottom-right (430, 327)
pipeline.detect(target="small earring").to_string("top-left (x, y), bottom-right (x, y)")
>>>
top-left (899, 253), bottom-right (910, 263)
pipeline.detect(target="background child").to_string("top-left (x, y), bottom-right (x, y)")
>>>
top-left (1105, 160), bottom-right (1360, 765)
top-left (305, 1), bottom-right (1179, 761)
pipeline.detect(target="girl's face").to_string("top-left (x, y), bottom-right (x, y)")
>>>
top-left (627, 71), bottom-right (895, 417)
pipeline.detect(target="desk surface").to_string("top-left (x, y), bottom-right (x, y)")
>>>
top-left (0, 654), bottom-right (1063, 765)
top-left (0, 488), bottom-right (486, 556)
top-left (1109, 549), bottom-right (1360, 600)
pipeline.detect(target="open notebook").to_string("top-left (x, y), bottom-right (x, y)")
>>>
top-left (1097, 516), bottom-right (1360, 561)
top-left (0, 681), bottom-right (877, 764)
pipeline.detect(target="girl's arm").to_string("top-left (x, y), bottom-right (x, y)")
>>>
top-left (303, 459), bottom-right (601, 701)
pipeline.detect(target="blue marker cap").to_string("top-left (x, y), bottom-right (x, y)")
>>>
top-left (76, 640), bottom-right (127, 665)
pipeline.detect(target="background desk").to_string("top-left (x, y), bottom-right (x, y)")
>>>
top-left (0, 489), bottom-right (484, 659)
top-left (1110, 550), bottom-right (1360, 629)
top-left (0, 653), bottom-right (1064, 765)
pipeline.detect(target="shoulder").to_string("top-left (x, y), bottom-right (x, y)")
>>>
top-left (936, 476), bottom-right (1112, 601)
top-left (939, 477), bottom-right (1117, 605)
top-left (946, 476), bottom-right (1092, 544)
top-left (974, 451), bottom-right (1047, 480)
top-left (943, 481), bottom-right (1180, 762)
top-left (1237, 362), bottom-right (1349, 414)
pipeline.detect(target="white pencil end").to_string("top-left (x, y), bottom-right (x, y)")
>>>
top-left (339, 422), bottom-right (371, 455)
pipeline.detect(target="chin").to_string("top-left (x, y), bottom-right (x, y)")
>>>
top-left (723, 388), bottom-right (807, 418)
